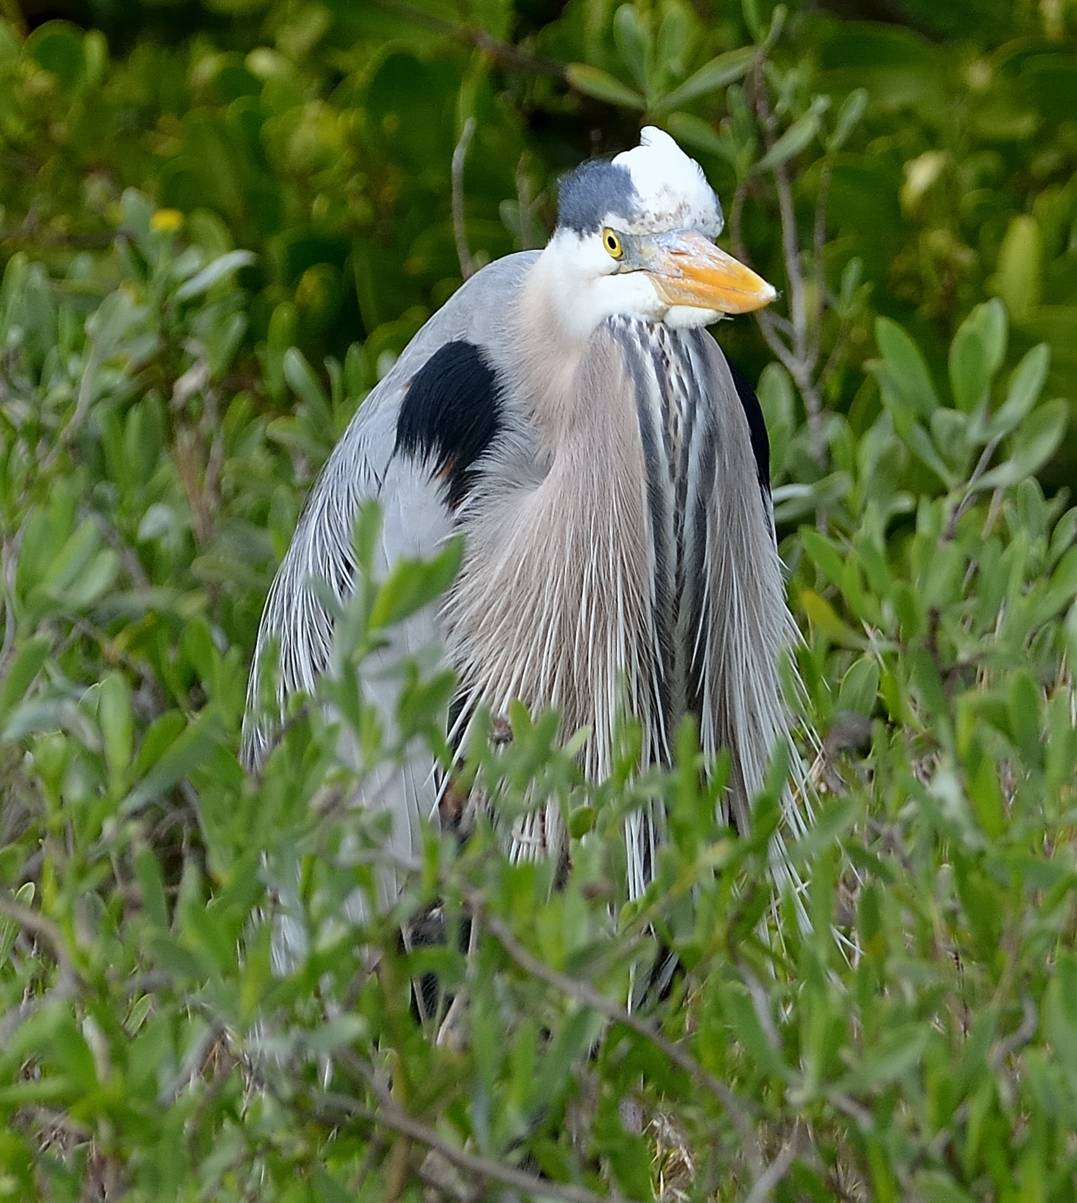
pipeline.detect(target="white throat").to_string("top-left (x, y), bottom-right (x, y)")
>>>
top-left (525, 229), bottom-right (667, 346)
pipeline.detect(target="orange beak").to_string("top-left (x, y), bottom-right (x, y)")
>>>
top-left (644, 230), bottom-right (777, 315)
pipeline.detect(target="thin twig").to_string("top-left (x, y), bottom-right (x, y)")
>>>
top-left (773, 161), bottom-right (808, 365)
top-left (737, 960), bottom-right (784, 1054)
top-left (42, 337), bottom-right (102, 475)
top-left (735, 66), bottom-right (830, 470)
top-left (0, 524), bottom-right (25, 678)
top-left (436, 909), bottom-right (480, 1047)
top-left (944, 432), bottom-right (1003, 541)
top-left (730, 180), bottom-right (804, 385)
top-left (989, 995), bottom-right (1038, 1069)
top-left (769, 160), bottom-right (824, 463)
top-left (0, 893), bottom-right (81, 997)
top-left (808, 159), bottom-right (833, 371)
top-left (366, 0), bottom-right (566, 80)
top-left (515, 154), bottom-right (543, 250)
top-left (469, 891), bottom-right (765, 1180)
top-left (452, 118), bottom-right (477, 280)
top-left (319, 1073), bottom-right (637, 1203)
top-left (742, 1121), bottom-right (806, 1203)
top-left (0, 228), bottom-right (115, 249)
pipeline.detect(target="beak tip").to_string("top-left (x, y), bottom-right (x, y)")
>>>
top-left (739, 278), bottom-right (777, 314)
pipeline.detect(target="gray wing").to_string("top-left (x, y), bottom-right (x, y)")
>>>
top-left (241, 251), bottom-right (539, 902)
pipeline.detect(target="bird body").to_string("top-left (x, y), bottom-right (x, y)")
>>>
top-left (243, 128), bottom-right (810, 911)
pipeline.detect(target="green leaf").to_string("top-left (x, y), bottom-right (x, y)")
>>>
top-left (836, 1024), bottom-right (929, 1093)
top-left (800, 589), bottom-right (865, 648)
top-left (656, 4), bottom-right (690, 78)
top-left (987, 343), bottom-right (1049, 439)
top-left (568, 805), bottom-right (596, 838)
top-left (0, 882), bottom-right (36, 964)
top-left (978, 397), bottom-right (1068, 490)
top-left (122, 711), bottom-right (225, 816)
top-left (0, 635), bottom-right (51, 717)
top-left (1046, 954), bottom-right (1077, 1080)
top-left (1006, 669), bottom-right (1042, 769)
top-left (282, 346), bottom-right (330, 413)
top-left (41, 519), bottom-right (101, 598)
top-left (174, 250), bottom-right (256, 301)
top-left (948, 329), bottom-right (988, 414)
top-left (612, 5), bottom-right (652, 94)
top-left (905, 421), bottom-right (956, 487)
top-left (873, 318), bottom-right (940, 417)
top-left (741, 0), bottom-right (764, 40)
top-left (98, 671), bottom-right (134, 787)
top-left (48, 1015), bottom-right (99, 1093)
top-left (757, 362), bottom-right (795, 477)
top-left (26, 23), bottom-right (88, 91)
top-left (991, 215), bottom-right (1042, 324)
top-left (65, 549), bottom-right (121, 611)
top-left (837, 657), bottom-right (879, 716)
top-left (828, 88), bottom-right (867, 151)
top-left (755, 112), bottom-right (820, 172)
top-left (368, 538), bottom-right (464, 629)
top-left (976, 298), bottom-right (1007, 375)
top-left (565, 63), bottom-right (645, 110)
top-left (800, 528), bottom-right (846, 590)
top-left (304, 1015), bottom-right (369, 1056)
top-left (134, 846), bottom-right (170, 930)
top-left (722, 983), bottom-right (788, 1078)
top-left (913, 1172), bottom-right (979, 1203)
top-left (967, 754), bottom-right (1004, 839)
top-left (764, 4), bottom-right (787, 48)
top-left (929, 407), bottom-right (968, 466)
top-left (665, 112), bottom-right (732, 159)
top-left (655, 47), bottom-right (755, 112)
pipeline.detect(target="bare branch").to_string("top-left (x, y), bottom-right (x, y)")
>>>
top-left (452, 118), bottom-right (477, 281)
top-left (808, 158), bottom-right (833, 371)
top-left (367, 0), bottom-right (566, 80)
top-left (731, 180), bottom-right (798, 376)
top-left (737, 68), bottom-right (830, 470)
top-left (0, 892), bottom-right (82, 997)
top-left (944, 432), bottom-right (1004, 541)
top-left (772, 160), bottom-right (808, 364)
top-left (320, 1068), bottom-right (637, 1203)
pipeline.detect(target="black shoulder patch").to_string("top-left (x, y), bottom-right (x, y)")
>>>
top-left (726, 358), bottom-right (771, 498)
top-left (395, 340), bottom-right (503, 509)
top-left (557, 159), bottom-right (640, 235)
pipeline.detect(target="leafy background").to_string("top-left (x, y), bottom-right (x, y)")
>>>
top-left (1, 0), bottom-right (1076, 1200)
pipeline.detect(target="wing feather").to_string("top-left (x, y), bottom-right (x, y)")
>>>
top-left (241, 252), bottom-right (539, 913)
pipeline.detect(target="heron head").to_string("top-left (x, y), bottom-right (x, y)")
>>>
top-left (545, 127), bottom-right (776, 337)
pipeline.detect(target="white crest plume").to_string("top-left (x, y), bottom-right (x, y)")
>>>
top-left (613, 126), bottom-right (724, 237)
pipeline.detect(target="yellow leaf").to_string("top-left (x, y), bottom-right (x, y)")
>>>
top-left (799, 589), bottom-right (865, 648)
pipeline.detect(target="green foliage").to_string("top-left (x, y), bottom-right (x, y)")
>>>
top-left (0, 0), bottom-right (1075, 1199)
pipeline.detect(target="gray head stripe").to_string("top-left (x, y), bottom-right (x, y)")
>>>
top-left (557, 160), bottom-right (641, 234)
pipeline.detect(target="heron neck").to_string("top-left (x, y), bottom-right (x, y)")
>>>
top-left (514, 254), bottom-right (617, 454)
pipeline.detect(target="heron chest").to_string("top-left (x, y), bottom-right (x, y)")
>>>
top-left (439, 322), bottom-right (715, 775)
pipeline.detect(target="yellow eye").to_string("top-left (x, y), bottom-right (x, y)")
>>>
top-left (602, 228), bottom-right (623, 259)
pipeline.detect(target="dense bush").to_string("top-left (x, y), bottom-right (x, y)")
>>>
top-left (1, 1), bottom-right (1076, 1200)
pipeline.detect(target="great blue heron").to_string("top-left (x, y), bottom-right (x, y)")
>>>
top-left (243, 126), bottom-right (811, 916)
